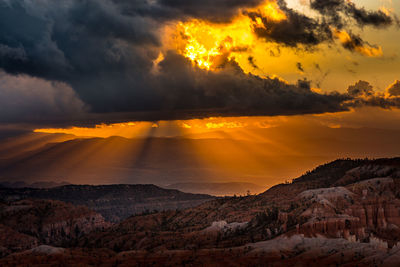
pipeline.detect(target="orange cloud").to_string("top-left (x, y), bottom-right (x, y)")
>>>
top-left (332, 28), bottom-right (383, 57)
top-left (171, 1), bottom-right (287, 70)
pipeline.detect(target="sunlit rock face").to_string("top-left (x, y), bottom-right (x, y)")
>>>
top-left (294, 174), bottom-right (400, 247)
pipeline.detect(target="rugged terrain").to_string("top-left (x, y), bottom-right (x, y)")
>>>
top-left (2, 158), bottom-right (400, 266)
top-left (0, 199), bottom-right (109, 257)
top-left (0, 184), bottom-right (215, 222)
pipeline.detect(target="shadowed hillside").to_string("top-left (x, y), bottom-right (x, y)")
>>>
top-left (0, 184), bottom-right (215, 222)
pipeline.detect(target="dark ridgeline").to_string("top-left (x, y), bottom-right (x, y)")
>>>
top-left (0, 184), bottom-right (215, 222)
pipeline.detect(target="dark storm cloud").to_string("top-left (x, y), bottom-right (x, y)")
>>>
top-left (347, 80), bottom-right (374, 97)
top-left (387, 81), bottom-right (400, 97)
top-left (156, 0), bottom-right (263, 23)
top-left (246, 0), bottom-right (396, 50)
top-left (346, 4), bottom-right (393, 28)
top-left (310, 0), bottom-right (394, 28)
top-left (0, 71), bottom-right (86, 123)
top-left (154, 51), bottom-right (350, 117)
top-left (112, 0), bottom-right (264, 23)
top-left (246, 1), bottom-right (332, 47)
top-left (0, 0), bottom-right (398, 124)
top-left (344, 80), bottom-right (400, 110)
top-left (0, 0), bottom-right (161, 114)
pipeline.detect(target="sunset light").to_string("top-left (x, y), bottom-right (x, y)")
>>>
top-left (173, 1), bottom-right (287, 70)
top-left (1, 0), bottom-right (400, 265)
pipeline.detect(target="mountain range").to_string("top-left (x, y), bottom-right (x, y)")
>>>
top-left (2, 125), bottom-right (400, 188)
top-left (0, 184), bottom-right (214, 222)
top-left (0, 181), bottom-right (70, 188)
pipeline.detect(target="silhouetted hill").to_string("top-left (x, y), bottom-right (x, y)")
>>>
top-left (291, 157), bottom-right (400, 187)
top-left (0, 184), bottom-right (215, 222)
top-left (165, 182), bottom-right (266, 196)
top-left (0, 181), bottom-right (70, 188)
top-left (291, 158), bottom-right (369, 186)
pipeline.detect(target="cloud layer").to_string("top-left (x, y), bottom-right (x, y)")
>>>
top-left (0, 0), bottom-right (398, 123)
top-left (0, 71), bottom-right (86, 123)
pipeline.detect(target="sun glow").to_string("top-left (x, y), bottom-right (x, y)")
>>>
top-left (173, 1), bottom-right (287, 70)
top-left (35, 122), bottom-right (147, 139)
top-left (205, 122), bottom-right (247, 129)
top-left (175, 19), bottom-right (254, 70)
top-left (33, 116), bottom-right (291, 143)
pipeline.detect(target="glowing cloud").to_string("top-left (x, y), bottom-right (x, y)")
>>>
top-left (172, 1), bottom-right (287, 70)
top-left (206, 122), bottom-right (247, 129)
top-left (332, 29), bottom-right (383, 57)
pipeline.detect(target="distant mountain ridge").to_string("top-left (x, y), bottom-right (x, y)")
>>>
top-left (165, 182), bottom-right (266, 196)
top-left (3, 125), bottom-right (400, 187)
top-left (0, 184), bottom-right (215, 222)
top-left (0, 181), bottom-right (70, 188)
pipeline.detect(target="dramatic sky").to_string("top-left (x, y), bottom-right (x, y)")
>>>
top-left (0, 0), bottom-right (399, 187)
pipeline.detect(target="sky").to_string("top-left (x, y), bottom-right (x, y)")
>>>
top-left (0, 0), bottom-right (400, 187)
